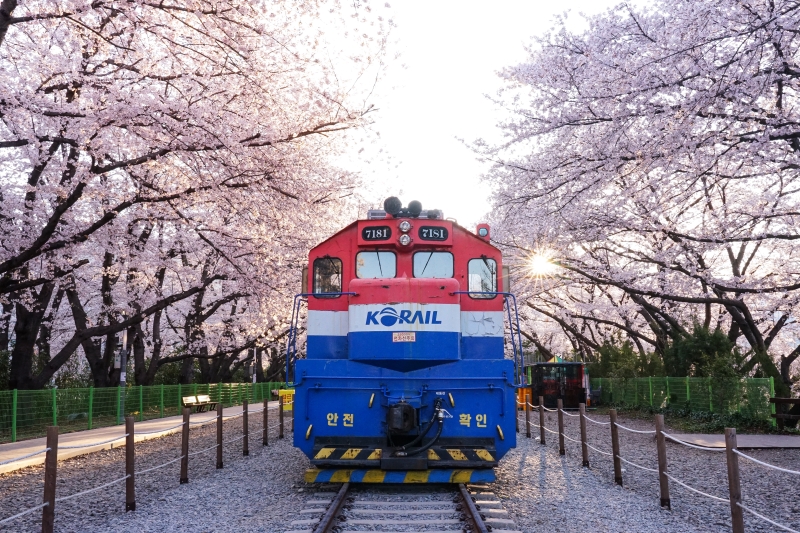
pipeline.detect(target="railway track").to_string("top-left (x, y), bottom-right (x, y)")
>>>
top-left (286, 483), bottom-right (521, 533)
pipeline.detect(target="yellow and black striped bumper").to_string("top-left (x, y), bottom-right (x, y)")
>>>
top-left (304, 468), bottom-right (496, 483)
top-left (311, 446), bottom-right (497, 469)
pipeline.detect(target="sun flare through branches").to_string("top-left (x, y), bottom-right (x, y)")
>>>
top-left (525, 249), bottom-right (558, 278)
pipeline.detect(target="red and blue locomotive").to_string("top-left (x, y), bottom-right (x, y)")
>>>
top-left (288, 198), bottom-right (524, 483)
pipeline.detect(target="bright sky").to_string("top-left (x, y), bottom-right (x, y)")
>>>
top-left (344, 0), bottom-right (622, 227)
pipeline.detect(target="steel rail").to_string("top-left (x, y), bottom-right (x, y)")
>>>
top-left (459, 484), bottom-right (489, 533)
top-left (312, 482), bottom-right (350, 533)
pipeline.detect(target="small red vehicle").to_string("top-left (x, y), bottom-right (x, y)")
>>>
top-left (529, 362), bottom-right (588, 409)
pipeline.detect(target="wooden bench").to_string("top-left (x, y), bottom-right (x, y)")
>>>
top-left (770, 397), bottom-right (800, 430)
top-left (182, 395), bottom-right (218, 413)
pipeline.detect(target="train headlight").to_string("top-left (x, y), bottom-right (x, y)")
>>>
top-left (398, 234), bottom-right (411, 246)
top-left (399, 220), bottom-right (411, 233)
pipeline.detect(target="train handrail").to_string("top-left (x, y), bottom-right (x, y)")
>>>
top-left (286, 292), bottom-right (358, 385)
top-left (450, 291), bottom-right (525, 386)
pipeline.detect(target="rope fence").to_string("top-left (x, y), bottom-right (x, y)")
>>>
top-left (586, 442), bottom-right (613, 456)
top-left (738, 503), bottom-right (800, 533)
top-left (664, 473), bottom-right (729, 503)
top-left (189, 417), bottom-right (218, 425)
top-left (222, 434), bottom-right (246, 446)
top-left (0, 396), bottom-right (294, 532)
top-left (733, 449), bottom-right (800, 475)
top-left (584, 415), bottom-right (611, 426)
top-left (59, 434), bottom-right (128, 449)
top-left (135, 455), bottom-right (184, 476)
top-left (186, 443), bottom-right (219, 458)
top-left (616, 454), bottom-right (658, 474)
top-left (135, 422), bottom-right (186, 435)
top-left (0, 502), bottom-right (48, 525)
top-left (0, 447), bottom-right (50, 466)
top-left (520, 394), bottom-right (798, 533)
top-left (662, 432), bottom-right (725, 452)
top-left (55, 475), bottom-right (131, 503)
top-left (613, 423), bottom-right (655, 435)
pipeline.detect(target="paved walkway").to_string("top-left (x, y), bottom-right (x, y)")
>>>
top-left (668, 433), bottom-right (800, 448)
top-left (0, 400), bottom-right (283, 474)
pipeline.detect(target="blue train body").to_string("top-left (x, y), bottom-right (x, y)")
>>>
top-left (289, 201), bottom-right (522, 483)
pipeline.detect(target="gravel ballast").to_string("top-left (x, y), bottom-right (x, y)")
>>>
top-left (502, 410), bottom-right (800, 533)
top-left (1, 409), bottom-right (798, 532)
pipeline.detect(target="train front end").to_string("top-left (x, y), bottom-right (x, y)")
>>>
top-left (290, 199), bottom-right (521, 483)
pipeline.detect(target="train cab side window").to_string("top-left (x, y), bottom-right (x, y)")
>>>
top-left (356, 251), bottom-right (397, 279)
top-left (413, 252), bottom-right (454, 278)
top-left (313, 257), bottom-right (343, 297)
top-left (468, 257), bottom-right (497, 298)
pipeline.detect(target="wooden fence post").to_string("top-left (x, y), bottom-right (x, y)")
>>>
top-left (538, 396), bottom-right (545, 445)
top-left (557, 398), bottom-right (565, 456)
top-left (610, 409), bottom-right (622, 486)
top-left (525, 396), bottom-right (531, 438)
top-left (243, 398), bottom-right (249, 456)
top-left (180, 407), bottom-right (190, 484)
top-left (262, 398), bottom-right (269, 446)
top-left (41, 426), bottom-right (58, 533)
top-left (579, 403), bottom-right (589, 467)
top-left (52, 388), bottom-right (57, 427)
top-left (279, 395), bottom-right (284, 439)
top-left (725, 428), bottom-right (745, 533)
top-left (655, 414), bottom-right (670, 509)
top-left (216, 402), bottom-right (223, 469)
top-left (125, 417), bottom-right (135, 511)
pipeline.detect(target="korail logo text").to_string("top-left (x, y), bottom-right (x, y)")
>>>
top-left (365, 307), bottom-right (443, 327)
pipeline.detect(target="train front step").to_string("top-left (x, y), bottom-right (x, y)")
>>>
top-left (311, 441), bottom-right (498, 470)
top-left (304, 467), bottom-right (497, 484)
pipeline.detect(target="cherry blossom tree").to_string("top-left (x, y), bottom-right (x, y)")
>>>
top-left (1, 0), bottom-right (389, 388)
top-left (483, 0), bottom-right (800, 394)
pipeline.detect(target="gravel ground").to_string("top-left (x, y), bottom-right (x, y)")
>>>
top-left (502, 409), bottom-right (800, 533)
top-left (0, 408), bottom-right (304, 533)
top-left (1, 408), bottom-right (798, 532)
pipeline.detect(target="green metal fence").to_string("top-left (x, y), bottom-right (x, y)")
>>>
top-left (0, 382), bottom-right (285, 444)
top-left (590, 376), bottom-right (775, 422)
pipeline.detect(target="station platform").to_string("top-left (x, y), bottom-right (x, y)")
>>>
top-left (0, 400), bottom-right (281, 475)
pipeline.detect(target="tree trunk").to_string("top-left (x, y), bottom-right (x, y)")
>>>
top-left (255, 347), bottom-right (265, 382)
top-left (0, 0), bottom-right (18, 50)
top-left (9, 282), bottom-right (55, 389)
top-left (132, 323), bottom-right (147, 385)
top-left (65, 287), bottom-right (110, 387)
top-left (780, 346), bottom-right (800, 392)
top-left (0, 300), bottom-right (11, 353)
top-left (179, 356), bottom-right (194, 384)
top-left (142, 308), bottom-right (164, 385)
top-left (35, 287), bottom-right (64, 374)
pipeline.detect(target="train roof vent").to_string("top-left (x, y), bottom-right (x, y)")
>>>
top-left (366, 209), bottom-right (444, 220)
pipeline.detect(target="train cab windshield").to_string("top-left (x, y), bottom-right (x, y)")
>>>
top-left (413, 251), bottom-right (453, 278)
top-left (356, 251), bottom-right (396, 278)
top-left (468, 257), bottom-right (497, 298)
top-left (313, 257), bottom-right (342, 295)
